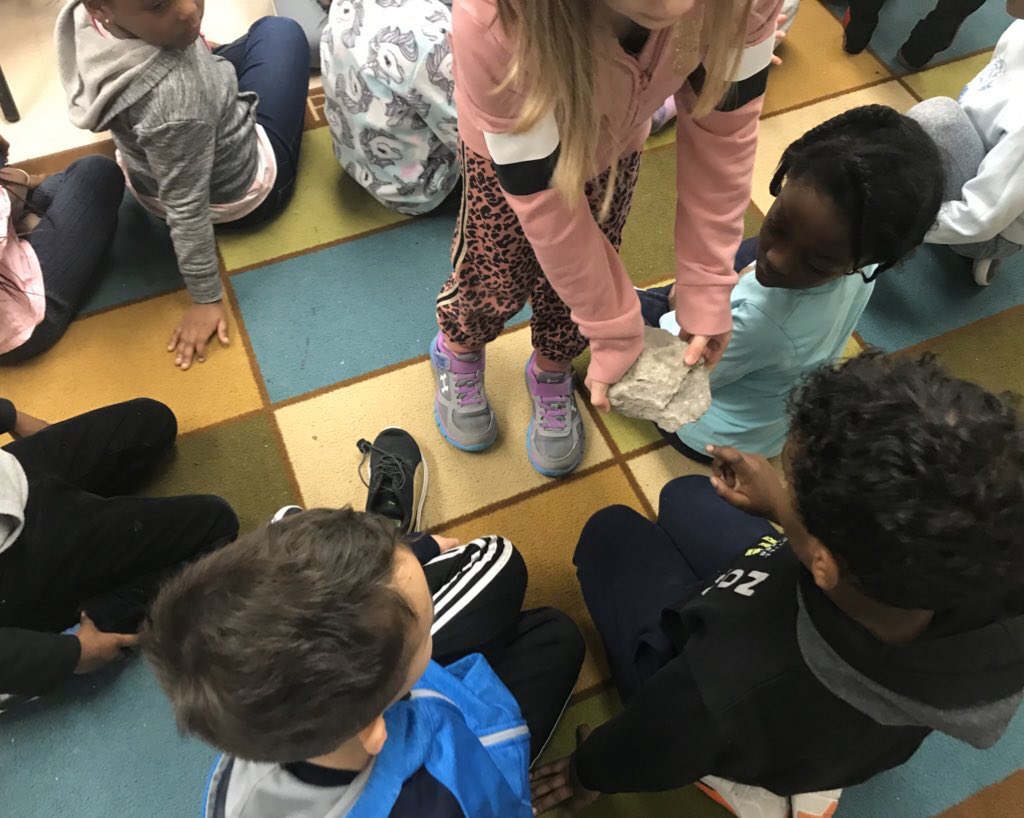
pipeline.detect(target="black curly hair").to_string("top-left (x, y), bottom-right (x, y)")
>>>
top-left (770, 105), bottom-right (945, 281)
top-left (787, 352), bottom-right (1024, 610)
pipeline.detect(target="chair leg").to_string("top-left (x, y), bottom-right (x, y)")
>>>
top-left (0, 65), bottom-right (21, 124)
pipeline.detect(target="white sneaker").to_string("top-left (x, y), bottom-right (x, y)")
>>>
top-left (791, 789), bottom-right (841, 818)
top-left (697, 776), bottom-right (841, 818)
top-left (697, 776), bottom-right (788, 818)
top-left (972, 257), bottom-right (1002, 287)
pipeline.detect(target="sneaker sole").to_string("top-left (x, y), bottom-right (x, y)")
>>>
top-left (695, 781), bottom-right (739, 816)
top-left (379, 425), bottom-right (430, 532)
top-left (523, 359), bottom-right (584, 478)
top-left (429, 340), bottom-right (497, 452)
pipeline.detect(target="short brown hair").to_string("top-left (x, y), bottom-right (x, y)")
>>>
top-left (142, 508), bottom-right (416, 762)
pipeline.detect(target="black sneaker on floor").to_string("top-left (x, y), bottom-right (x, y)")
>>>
top-left (270, 505), bottom-right (304, 523)
top-left (357, 428), bottom-right (428, 535)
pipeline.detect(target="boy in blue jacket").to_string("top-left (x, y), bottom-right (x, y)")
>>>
top-left (143, 509), bottom-right (584, 818)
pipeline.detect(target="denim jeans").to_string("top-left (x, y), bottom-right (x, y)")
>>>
top-left (215, 16), bottom-right (310, 228)
top-left (0, 155), bottom-right (124, 364)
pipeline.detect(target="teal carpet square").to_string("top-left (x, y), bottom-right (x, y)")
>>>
top-left (0, 660), bottom-right (215, 818)
top-left (81, 194), bottom-right (183, 316)
top-left (822, 0), bottom-right (1011, 72)
top-left (841, 709), bottom-right (1024, 818)
top-left (232, 216), bottom-right (530, 403)
top-left (857, 244), bottom-right (1024, 350)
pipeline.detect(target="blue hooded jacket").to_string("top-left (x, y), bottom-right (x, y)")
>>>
top-left (203, 654), bottom-right (532, 818)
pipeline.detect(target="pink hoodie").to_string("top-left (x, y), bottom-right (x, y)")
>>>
top-left (0, 188), bottom-right (44, 355)
top-left (452, 0), bottom-right (782, 384)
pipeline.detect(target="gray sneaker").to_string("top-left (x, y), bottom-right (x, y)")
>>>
top-left (430, 333), bottom-right (497, 451)
top-left (524, 352), bottom-right (585, 477)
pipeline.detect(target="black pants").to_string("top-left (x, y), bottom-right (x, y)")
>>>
top-left (0, 400), bottom-right (238, 693)
top-left (423, 536), bottom-right (585, 762)
top-left (574, 476), bottom-right (774, 702)
top-left (0, 155), bottom-right (125, 364)
top-left (848, 0), bottom-right (987, 64)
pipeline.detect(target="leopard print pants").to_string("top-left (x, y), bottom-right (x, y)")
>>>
top-left (436, 144), bottom-right (643, 364)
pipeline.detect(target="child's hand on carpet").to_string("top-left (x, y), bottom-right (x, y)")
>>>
top-left (530, 725), bottom-right (598, 815)
top-left (168, 301), bottom-right (230, 370)
top-left (709, 445), bottom-right (788, 523)
top-left (74, 614), bottom-right (139, 675)
top-left (11, 411), bottom-right (49, 440)
top-left (432, 536), bottom-right (463, 553)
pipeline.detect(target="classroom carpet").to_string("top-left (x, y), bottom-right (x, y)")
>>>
top-left (3, 2), bottom-right (1023, 815)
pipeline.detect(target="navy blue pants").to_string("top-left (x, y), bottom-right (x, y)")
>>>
top-left (0, 155), bottom-right (124, 364)
top-left (215, 16), bottom-right (309, 228)
top-left (574, 476), bottom-right (774, 702)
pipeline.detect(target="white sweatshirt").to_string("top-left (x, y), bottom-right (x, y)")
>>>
top-left (927, 20), bottom-right (1024, 247)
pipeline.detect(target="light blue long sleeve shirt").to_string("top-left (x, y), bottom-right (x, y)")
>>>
top-left (661, 266), bottom-right (876, 457)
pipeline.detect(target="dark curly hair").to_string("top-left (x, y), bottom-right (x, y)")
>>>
top-left (770, 105), bottom-right (945, 281)
top-left (787, 352), bottom-right (1024, 610)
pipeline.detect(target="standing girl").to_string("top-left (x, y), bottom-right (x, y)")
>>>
top-left (57, 0), bottom-right (310, 370)
top-left (431, 0), bottom-right (782, 477)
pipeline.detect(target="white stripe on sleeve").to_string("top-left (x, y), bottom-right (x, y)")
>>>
top-left (733, 34), bottom-right (775, 81)
top-left (483, 111), bottom-right (559, 165)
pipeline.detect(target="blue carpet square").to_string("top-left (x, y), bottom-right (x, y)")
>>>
top-left (857, 244), bottom-right (1024, 350)
top-left (1, 660), bottom-right (215, 818)
top-left (81, 194), bottom-right (183, 316)
top-left (822, 0), bottom-right (1011, 73)
top-left (233, 217), bottom-right (530, 403)
top-left (841, 709), bottom-right (1024, 818)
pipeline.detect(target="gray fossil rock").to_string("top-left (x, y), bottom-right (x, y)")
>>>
top-left (607, 327), bottom-right (711, 432)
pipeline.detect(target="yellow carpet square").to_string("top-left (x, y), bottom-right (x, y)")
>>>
top-left (763, 0), bottom-right (890, 117)
top-left (217, 127), bottom-right (408, 272)
top-left (1, 293), bottom-right (262, 434)
top-left (752, 82), bottom-right (917, 215)
top-left (626, 446), bottom-right (711, 512)
top-left (904, 307), bottom-right (1024, 396)
top-left (275, 327), bottom-right (615, 528)
top-left (445, 464), bottom-right (646, 692)
top-left (541, 688), bottom-right (732, 818)
top-left (903, 51), bottom-right (992, 102)
top-left (842, 334), bottom-right (864, 359)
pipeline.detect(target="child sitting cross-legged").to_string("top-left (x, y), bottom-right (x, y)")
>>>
top-left (57, 0), bottom-right (310, 370)
top-left (532, 352), bottom-right (1024, 817)
top-left (907, 5), bottom-right (1024, 286)
top-left (640, 105), bottom-right (945, 462)
top-left (143, 509), bottom-right (584, 818)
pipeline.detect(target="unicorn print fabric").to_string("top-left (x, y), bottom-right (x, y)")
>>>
top-left (321, 0), bottom-right (459, 214)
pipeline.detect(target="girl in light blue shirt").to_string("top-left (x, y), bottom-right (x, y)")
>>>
top-left (641, 105), bottom-right (946, 460)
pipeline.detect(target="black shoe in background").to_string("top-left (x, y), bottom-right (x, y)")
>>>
top-left (357, 428), bottom-right (428, 535)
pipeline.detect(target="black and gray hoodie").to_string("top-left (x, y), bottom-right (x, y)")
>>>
top-left (55, 0), bottom-right (264, 304)
top-left (573, 533), bottom-right (1024, 796)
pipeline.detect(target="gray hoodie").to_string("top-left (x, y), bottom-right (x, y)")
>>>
top-left (55, 0), bottom-right (262, 303)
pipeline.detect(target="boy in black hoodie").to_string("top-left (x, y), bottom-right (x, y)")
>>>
top-left (532, 352), bottom-right (1024, 817)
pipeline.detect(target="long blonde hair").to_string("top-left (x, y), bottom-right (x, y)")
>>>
top-left (495, 0), bottom-right (756, 210)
